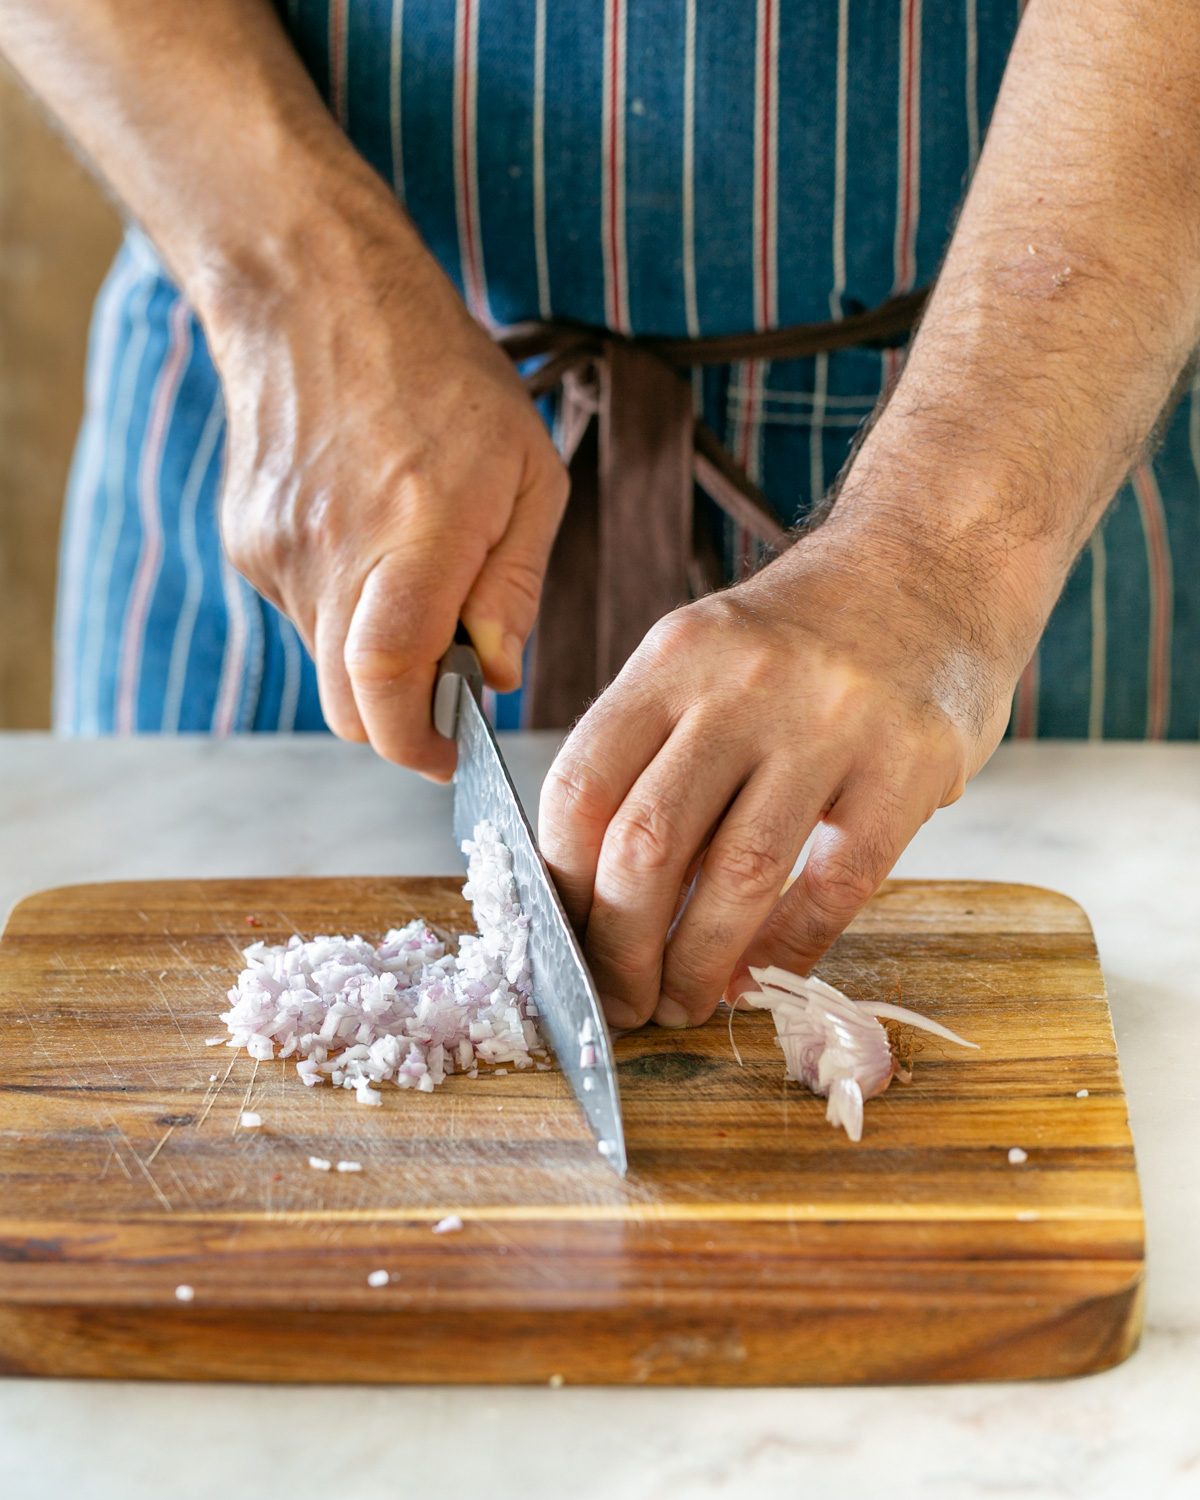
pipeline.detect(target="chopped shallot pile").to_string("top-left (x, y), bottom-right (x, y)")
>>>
top-left (741, 966), bottom-right (979, 1142)
top-left (218, 821), bottom-right (545, 1102)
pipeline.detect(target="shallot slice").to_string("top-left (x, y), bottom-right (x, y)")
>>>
top-left (742, 965), bottom-right (978, 1142)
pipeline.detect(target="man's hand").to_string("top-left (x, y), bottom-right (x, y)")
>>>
top-left (540, 516), bottom-right (1024, 1030)
top-left (0, 0), bottom-right (568, 779)
top-left (543, 0), bottom-right (1200, 1029)
top-left (213, 219), bottom-right (567, 779)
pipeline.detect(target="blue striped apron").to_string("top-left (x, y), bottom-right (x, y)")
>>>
top-left (55, 1), bottom-right (1200, 739)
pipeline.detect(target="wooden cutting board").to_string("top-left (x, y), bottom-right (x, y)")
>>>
top-left (0, 877), bottom-right (1143, 1386)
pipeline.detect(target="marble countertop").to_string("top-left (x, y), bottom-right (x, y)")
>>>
top-left (0, 735), bottom-right (1196, 1500)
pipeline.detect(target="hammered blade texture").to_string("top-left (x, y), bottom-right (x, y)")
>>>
top-left (452, 684), bottom-right (627, 1174)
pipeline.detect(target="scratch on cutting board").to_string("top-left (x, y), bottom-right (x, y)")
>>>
top-left (475, 1220), bottom-right (576, 1290)
top-left (216, 923), bottom-right (251, 967)
top-left (109, 1144), bottom-right (134, 1181)
top-left (14, 990), bottom-right (178, 1210)
top-left (150, 974), bottom-right (200, 1059)
top-left (68, 1011), bottom-right (125, 1087)
top-left (233, 1057), bottom-right (261, 1133)
top-left (194, 1053), bottom-right (239, 1129)
top-left (133, 1157), bottom-right (173, 1212)
top-left (271, 906), bottom-right (305, 938)
top-left (144, 1123), bottom-right (175, 1166)
top-left (164, 937), bottom-right (226, 1001)
top-left (152, 1155), bottom-right (200, 1213)
top-left (110, 1114), bottom-right (173, 1211)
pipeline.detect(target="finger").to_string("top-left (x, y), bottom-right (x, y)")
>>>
top-left (655, 759), bottom-right (842, 1028)
top-left (461, 461), bottom-right (569, 693)
top-left (343, 551), bottom-right (463, 779)
top-left (538, 675), bottom-right (673, 935)
top-left (731, 767), bottom-right (939, 987)
top-left (314, 600), bottom-right (368, 743)
top-left (667, 844), bottom-right (710, 939)
top-left (583, 718), bottom-right (751, 1030)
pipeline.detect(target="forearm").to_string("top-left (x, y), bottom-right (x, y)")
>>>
top-left (0, 0), bottom-right (427, 348)
top-left (830, 0), bottom-right (1200, 648)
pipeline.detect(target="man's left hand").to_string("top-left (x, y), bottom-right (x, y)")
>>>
top-left (539, 516), bottom-right (1029, 1030)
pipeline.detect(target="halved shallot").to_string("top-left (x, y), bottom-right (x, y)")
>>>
top-left (741, 965), bottom-right (978, 1142)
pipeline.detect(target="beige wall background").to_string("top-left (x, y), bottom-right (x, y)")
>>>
top-left (0, 64), bottom-right (122, 728)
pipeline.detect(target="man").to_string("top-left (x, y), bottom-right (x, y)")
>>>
top-left (2, 1), bottom-right (1197, 1033)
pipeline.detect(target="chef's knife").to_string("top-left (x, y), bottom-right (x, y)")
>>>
top-left (434, 634), bottom-right (628, 1176)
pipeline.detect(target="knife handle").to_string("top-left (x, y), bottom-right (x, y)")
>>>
top-left (433, 624), bottom-right (485, 739)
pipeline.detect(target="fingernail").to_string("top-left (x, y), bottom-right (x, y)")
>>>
top-left (468, 619), bottom-right (503, 662)
top-left (604, 999), bottom-right (642, 1032)
top-left (652, 996), bottom-right (692, 1030)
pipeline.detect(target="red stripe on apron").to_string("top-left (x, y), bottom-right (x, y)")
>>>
top-left (1131, 462), bottom-right (1173, 739)
top-left (329, 0), bottom-right (349, 129)
top-left (454, 0), bottom-right (486, 317)
top-left (1013, 649), bottom-right (1040, 740)
top-left (116, 298), bottom-right (193, 732)
top-left (603, 0), bottom-right (629, 331)
top-left (894, 0), bottom-right (922, 293)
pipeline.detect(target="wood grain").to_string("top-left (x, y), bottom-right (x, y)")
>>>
top-left (0, 877), bottom-right (1144, 1384)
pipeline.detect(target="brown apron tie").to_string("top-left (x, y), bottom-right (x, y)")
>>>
top-left (497, 286), bottom-right (927, 727)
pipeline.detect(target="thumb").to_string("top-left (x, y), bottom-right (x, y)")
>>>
top-left (461, 464), bottom-right (568, 692)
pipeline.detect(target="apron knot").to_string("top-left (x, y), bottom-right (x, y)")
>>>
top-left (497, 289), bottom-right (926, 725)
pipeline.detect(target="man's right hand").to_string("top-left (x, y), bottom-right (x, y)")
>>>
top-left (0, 0), bottom-right (567, 778)
top-left (212, 208), bottom-right (568, 779)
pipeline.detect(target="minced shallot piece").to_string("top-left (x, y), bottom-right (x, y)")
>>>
top-left (741, 965), bottom-right (978, 1142)
top-left (432, 1214), bottom-right (463, 1234)
top-left (217, 821), bottom-right (544, 1105)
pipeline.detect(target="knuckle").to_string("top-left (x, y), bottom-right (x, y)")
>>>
top-left (736, 642), bottom-right (780, 697)
top-left (637, 606), bottom-right (704, 667)
top-left (605, 802), bottom-right (678, 878)
top-left (709, 836), bottom-right (790, 902)
top-left (222, 477), bottom-right (315, 590)
top-left (587, 933), bottom-right (657, 1019)
top-left (541, 755), bottom-right (613, 834)
top-left (661, 948), bottom-right (726, 1013)
top-left (490, 553), bottom-right (545, 618)
top-left (535, 448), bottom-right (571, 509)
top-left (805, 853), bottom-right (878, 921)
top-left (343, 639), bottom-right (410, 690)
top-left (220, 513), bottom-right (273, 585)
top-left (593, 942), bottom-right (650, 993)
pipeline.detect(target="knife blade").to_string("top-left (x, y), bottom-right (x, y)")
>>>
top-left (434, 639), bottom-right (628, 1176)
